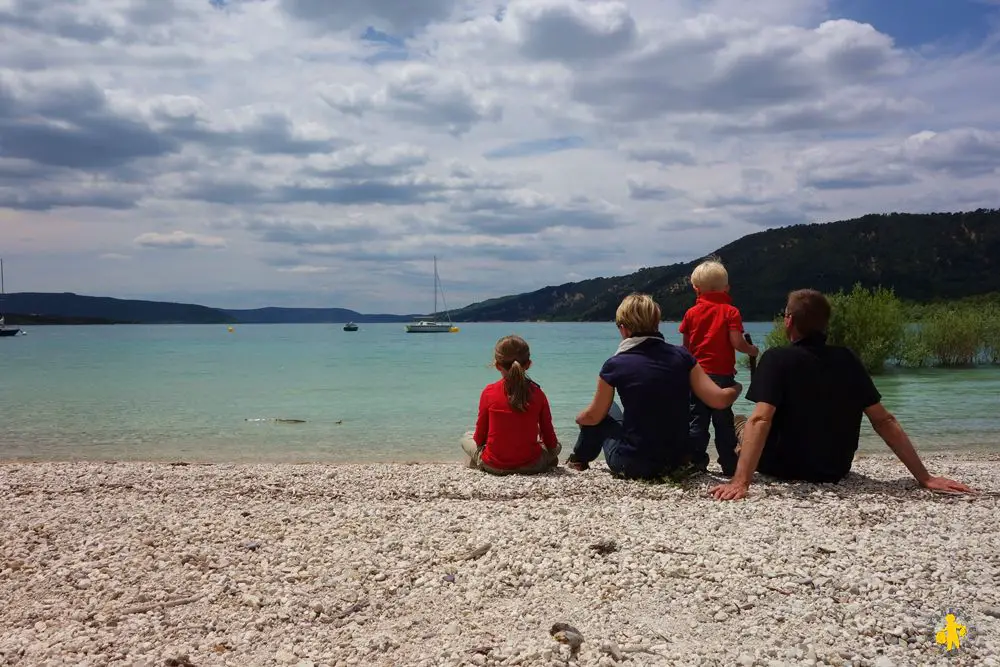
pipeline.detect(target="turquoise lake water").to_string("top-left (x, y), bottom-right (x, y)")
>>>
top-left (1, 322), bottom-right (998, 462)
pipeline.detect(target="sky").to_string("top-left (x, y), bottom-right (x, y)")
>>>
top-left (1, 0), bottom-right (999, 313)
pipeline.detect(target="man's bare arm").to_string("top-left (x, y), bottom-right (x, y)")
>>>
top-left (865, 403), bottom-right (974, 493)
top-left (710, 402), bottom-right (776, 500)
top-left (864, 403), bottom-right (930, 483)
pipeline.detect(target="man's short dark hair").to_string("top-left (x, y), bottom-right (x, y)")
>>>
top-left (786, 289), bottom-right (831, 337)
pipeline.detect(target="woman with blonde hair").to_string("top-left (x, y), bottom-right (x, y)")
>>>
top-left (461, 335), bottom-right (561, 475)
top-left (568, 293), bottom-right (742, 479)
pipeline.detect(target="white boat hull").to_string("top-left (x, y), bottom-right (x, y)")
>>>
top-left (405, 322), bottom-right (453, 333)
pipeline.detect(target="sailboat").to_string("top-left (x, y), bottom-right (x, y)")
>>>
top-left (405, 256), bottom-right (459, 333)
top-left (0, 258), bottom-right (23, 338)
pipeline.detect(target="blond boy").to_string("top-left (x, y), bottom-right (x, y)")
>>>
top-left (680, 260), bottom-right (758, 475)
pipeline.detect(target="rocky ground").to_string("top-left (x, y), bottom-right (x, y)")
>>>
top-left (1, 455), bottom-right (998, 667)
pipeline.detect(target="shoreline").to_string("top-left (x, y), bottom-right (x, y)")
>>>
top-left (2, 447), bottom-right (1000, 467)
top-left (2, 455), bottom-right (998, 666)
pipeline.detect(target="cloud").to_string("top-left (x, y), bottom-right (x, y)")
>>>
top-left (800, 164), bottom-right (917, 190)
top-left (0, 75), bottom-right (177, 169)
top-left (661, 220), bottom-right (726, 232)
top-left (901, 128), bottom-right (1000, 177)
top-left (797, 129), bottom-right (1000, 191)
top-left (0, 188), bottom-right (139, 211)
top-left (246, 219), bottom-right (382, 246)
top-left (625, 146), bottom-right (697, 166)
top-left (626, 177), bottom-right (685, 201)
top-left (505, 0), bottom-right (638, 61)
top-left (709, 94), bottom-right (926, 135)
top-left (3, 0), bottom-right (1000, 312)
top-left (280, 0), bottom-right (460, 33)
top-left (134, 231), bottom-right (227, 250)
top-left (302, 144), bottom-right (430, 178)
top-left (153, 103), bottom-right (346, 155)
top-left (739, 207), bottom-right (816, 228)
top-left (320, 64), bottom-right (503, 135)
top-left (569, 18), bottom-right (905, 122)
top-left (275, 264), bottom-right (334, 274)
top-left (451, 190), bottom-right (621, 234)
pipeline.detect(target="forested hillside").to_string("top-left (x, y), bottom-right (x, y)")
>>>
top-left (445, 209), bottom-right (1000, 321)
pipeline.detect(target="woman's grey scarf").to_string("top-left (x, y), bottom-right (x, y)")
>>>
top-left (615, 333), bottom-right (665, 355)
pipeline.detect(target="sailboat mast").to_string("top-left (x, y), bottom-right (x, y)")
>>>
top-left (433, 255), bottom-right (438, 316)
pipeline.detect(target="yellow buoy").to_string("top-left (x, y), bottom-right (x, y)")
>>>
top-left (450, 326), bottom-right (460, 333)
top-left (227, 326), bottom-right (234, 333)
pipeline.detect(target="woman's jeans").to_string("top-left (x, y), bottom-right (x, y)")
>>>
top-left (570, 404), bottom-right (678, 480)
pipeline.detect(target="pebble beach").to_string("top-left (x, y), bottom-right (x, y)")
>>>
top-left (1, 455), bottom-right (998, 667)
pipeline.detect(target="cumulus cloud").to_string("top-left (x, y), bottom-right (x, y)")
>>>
top-left (797, 129), bottom-right (1000, 191)
top-left (280, 0), bottom-right (461, 33)
top-left (504, 0), bottom-right (638, 61)
top-left (320, 64), bottom-right (503, 135)
top-left (625, 146), bottom-right (698, 166)
top-left (2, 0), bottom-right (999, 311)
top-left (0, 74), bottom-right (176, 169)
top-left (134, 231), bottom-right (227, 250)
top-left (570, 18), bottom-right (905, 122)
top-left (451, 190), bottom-right (621, 234)
top-left (626, 177), bottom-right (685, 201)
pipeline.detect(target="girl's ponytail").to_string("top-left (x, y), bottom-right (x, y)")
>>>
top-left (505, 360), bottom-right (531, 413)
top-left (494, 335), bottom-right (533, 413)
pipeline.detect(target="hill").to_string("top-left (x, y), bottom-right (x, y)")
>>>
top-left (2, 293), bottom-right (236, 324)
top-left (223, 307), bottom-right (412, 324)
top-left (0, 293), bottom-right (415, 324)
top-left (444, 209), bottom-right (1000, 322)
top-left (3, 313), bottom-right (121, 325)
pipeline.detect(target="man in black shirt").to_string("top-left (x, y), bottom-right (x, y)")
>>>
top-left (711, 289), bottom-right (973, 500)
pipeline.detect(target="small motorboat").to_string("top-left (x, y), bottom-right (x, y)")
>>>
top-left (343, 322), bottom-right (358, 332)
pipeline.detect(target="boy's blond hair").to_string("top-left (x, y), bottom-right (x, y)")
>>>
top-left (615, 293), bottom-right (661, 333)
top-left (690, 259), bottom-right (729, 292)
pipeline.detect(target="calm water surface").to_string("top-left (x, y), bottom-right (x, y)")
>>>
top-left (1, 323), bottom-right (998, 462)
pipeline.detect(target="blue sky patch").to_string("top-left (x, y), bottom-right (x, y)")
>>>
top-left (360, 26), bottom-right (409, 65)
top-left (484, 136), bottom-right (587, 159)
top-left (832, 0), bottom-right (1000, 49)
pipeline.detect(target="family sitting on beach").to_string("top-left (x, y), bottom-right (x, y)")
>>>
top-left (461, 260), bottom-right (974, 499)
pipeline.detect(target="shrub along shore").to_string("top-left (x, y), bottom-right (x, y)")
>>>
top-left (759, 285), bottom-right (1000, 373)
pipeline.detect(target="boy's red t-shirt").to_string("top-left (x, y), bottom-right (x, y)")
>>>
top-left (679, 291), bottom-right (745, 376)
top-left (474, 379), bottom-right (558, 469)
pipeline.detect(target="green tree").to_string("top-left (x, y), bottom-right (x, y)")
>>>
top-left (919, 306), bottom-right (987, 366)
top-left (826, 284), bottom-right (906, 374)
top-left (759, 285), bottom-right (905, 373)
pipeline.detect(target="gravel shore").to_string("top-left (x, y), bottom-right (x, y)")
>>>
top-left (1, 455), bottom-right (998, 667)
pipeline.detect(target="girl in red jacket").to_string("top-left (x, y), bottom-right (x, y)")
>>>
top-left (461, 335), bottom-right (561, 474)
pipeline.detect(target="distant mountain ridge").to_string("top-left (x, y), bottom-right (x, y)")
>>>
top-left (444, 209), bottom-right (1000, 322)
top-left (224, 307), bottom-right (414, 324)
top-left (2, 293), bottom-right (414, 324)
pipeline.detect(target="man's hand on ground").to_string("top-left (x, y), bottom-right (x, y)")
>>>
top-left (710, 480), bottom-right (749, 500)
top-left (920, 476), bottom-right (975, 494)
